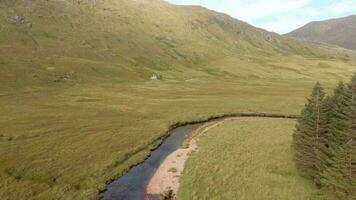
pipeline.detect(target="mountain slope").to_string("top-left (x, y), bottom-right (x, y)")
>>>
top-left (0, 0), bottom-right (354, 93)
top-left (286, 15), bottom-right (356, 50)
top-left (1, 1), bottom-right (356, 200)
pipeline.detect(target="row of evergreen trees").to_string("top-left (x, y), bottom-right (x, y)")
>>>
top-left (293, 74), bottom-right (356, 199)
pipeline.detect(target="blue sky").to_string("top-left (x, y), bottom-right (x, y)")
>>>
top-left (165, 0), bottom-right (356, 34)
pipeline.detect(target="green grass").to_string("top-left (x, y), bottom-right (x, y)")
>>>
top-left (0, 74), bottom-right (336, 200)
top-left (179, 118), bottom-right (324, 200)
top-left (0, 0), bottom-right (356, 199)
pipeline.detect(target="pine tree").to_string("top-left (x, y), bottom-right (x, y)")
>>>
top-left (319, 95), bottom-right (334, 177)
top-left (322, 76), bottom-right (356, 198)
top-left (293, 82), bottom-right (328, 185)
top-left (294, 76), bottom-right (356, 198)
top-left (322, 140), bottom-right (356, 199)
top-left (349, 74), bottom-right (356, 142)
top-left (325, 82), bottom-right (353, 156)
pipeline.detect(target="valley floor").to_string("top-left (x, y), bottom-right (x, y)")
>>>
top-left (178, 118), bottom-right (324, 200)
top-left (1, 79), bottom-right (314, 200)
top-left (1, 57), bottom-right (354, 199)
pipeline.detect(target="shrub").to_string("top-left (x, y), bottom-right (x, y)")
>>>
top-left (160, 188), bottom-right (174, 200)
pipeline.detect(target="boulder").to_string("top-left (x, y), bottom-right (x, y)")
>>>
top-left (9, 15), bottom-right (31, 25)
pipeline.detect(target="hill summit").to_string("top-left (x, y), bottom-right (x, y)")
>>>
top-left (287, 15), bottom-right (356, 50)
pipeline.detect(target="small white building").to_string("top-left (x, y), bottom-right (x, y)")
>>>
top-left (150, 74), bottom-right (162, 80)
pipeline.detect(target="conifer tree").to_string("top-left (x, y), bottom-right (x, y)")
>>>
top-left (349, 74), bottom-right (356, 142)
top-left (294, 75), bottom-right (356, 198)
top-left (293, 82), bottom-right (328, 185)
top-left (322, 76), bottom-right (356, 198)
top-left (325, 82), bottom-right (352, 155)
top-left (320, 95), bottom-right (334, 174)
top-left (322, 140), bottom-right (356, 198)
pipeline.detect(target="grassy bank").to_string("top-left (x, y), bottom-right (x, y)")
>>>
top-left (179, 118), bottom-right (324, 200)
top-left (1, 72), bottom-right (353, 200)
top-left (1, 78), bottom-right (337, 200)
top-left (0, 79), bottom-right (312, 200)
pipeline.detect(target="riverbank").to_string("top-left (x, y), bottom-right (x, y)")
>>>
top-left (101, 113), bottom-right (299, 199)
top-left (178, 118), bottom-right (323, 200)
top-left (144, 137), bottom-right (197, 200)
top-left (145, 117), bottom-right (244, 199)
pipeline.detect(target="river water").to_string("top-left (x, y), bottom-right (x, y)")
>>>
top-left (101, 114), bottom-right (296, 200)
top-left (102, 124), bottom-right (200, 200)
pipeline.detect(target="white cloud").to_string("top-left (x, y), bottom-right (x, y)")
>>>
top-left (232, 0), bottom-right (311, 21)
top-left (326, 0), bottom-right (356, 14)
top-left (260, 15), bottom-right (313, 34)
top-left (166, 0), bottom-right (356, 34)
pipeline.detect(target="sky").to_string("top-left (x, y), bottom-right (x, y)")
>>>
top-left (166, 0), bottom-right (356, 34)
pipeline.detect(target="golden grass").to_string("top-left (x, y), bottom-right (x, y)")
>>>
top-left (1, 67), bottom-right (354, 199)
top-left (179, 118), bottom-right (324, 200)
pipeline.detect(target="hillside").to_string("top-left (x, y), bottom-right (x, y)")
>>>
top-left (286, 15), bottom-right (356, 50)
top-left (0, 0), bottom-right (355, 93)
top-left (1, 0), bottom-right (356, 199)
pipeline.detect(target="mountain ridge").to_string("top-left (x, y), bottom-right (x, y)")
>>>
top-left (286, 15), bottom-right (356, 50)
top-left (1, 0), bottom-right (355, 94)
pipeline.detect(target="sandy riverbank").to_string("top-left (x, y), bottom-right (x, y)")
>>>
top-left (145, 118), bottom-right (236, 199)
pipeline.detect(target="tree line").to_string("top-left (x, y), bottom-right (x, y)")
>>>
top-left (293, 74), bottom-right (356, 199)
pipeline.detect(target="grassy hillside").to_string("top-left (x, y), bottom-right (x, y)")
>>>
top-left (1, 0), bottom-right (356, 199)
top-left (287, 15), bottom-right (356, 50)
top-left (179, 118), bottom-right (325, 200)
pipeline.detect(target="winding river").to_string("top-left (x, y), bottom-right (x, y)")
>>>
top-left (101, 114), bottom-right (297, 200)
top-left (101, 124), bottom-right (200, 200)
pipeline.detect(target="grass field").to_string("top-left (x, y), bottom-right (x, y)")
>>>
top-left (1, 75), bottom-right (346, 200)
top-left (1, 0), bottom-right (356, 199)
top-left (179, 118), bottom-right (324, 200)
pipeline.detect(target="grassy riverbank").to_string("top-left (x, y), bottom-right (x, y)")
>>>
top-left (1, 79), bottom-right (339, 200)
top-left (2, 61), bottom-right (354, 200)
top-left (179, 118), bottom-right (325, 200)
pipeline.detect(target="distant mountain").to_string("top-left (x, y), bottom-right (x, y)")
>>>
top-left (286, 15), bottom-right (356, 50)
